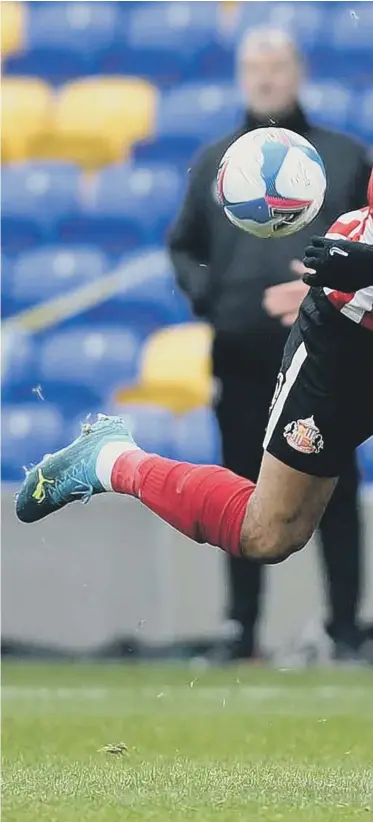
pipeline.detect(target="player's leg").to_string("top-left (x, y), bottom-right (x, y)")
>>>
top-left (240, 451), bottom-right (337, 561)
top-left (102, 439), bottom-right (337, 562)
top-left (16, 292), bottom-right (372, 567)
top-left (103, 287), bottom-right (370, 563)
top-left (102, 290), bottom-right (340, 561)
top-left (247, 287), bottom-right (373, 561)
top-left (15, 412), bottom-right (337, 564)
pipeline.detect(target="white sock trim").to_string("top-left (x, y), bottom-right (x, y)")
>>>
top-left (96, 441), bottom-right (139, 491)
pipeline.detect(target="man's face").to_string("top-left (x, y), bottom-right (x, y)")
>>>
top-left (239, 44), bottom-right (302, 118)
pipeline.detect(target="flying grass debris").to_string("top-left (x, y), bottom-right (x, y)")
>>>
top-left (97, 742), bottom-right (128, 756)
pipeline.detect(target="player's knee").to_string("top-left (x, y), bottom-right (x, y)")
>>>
top-left (239, 520), bottom-right (309, 564)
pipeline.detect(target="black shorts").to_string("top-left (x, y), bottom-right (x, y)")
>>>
top-left (264, 288), bottom-right (373, 477)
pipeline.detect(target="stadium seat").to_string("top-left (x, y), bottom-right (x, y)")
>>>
top-left (332, 4), bottom-right (373, 50)
top-left (328, 5), bottom-right (373, 81)
top-left (1, 162), bottom-right (81, 255)
top-left (225, 0), bottom-right (272, 29)
top-left (99, 46), bottom-right (188, 90)
top-left (1, 404), bottom-right (64, 481)
top-left (1, 1), bottom-right (24, 59)
top-left (2, 78), bottom-right (53, 163)
top-left (31, 77), bottom-right (157, 169)
top-left (64, 163), bottom-right (184, 255)
top-left (114, 323), bottom-right (213, 413)
top-left (10, 246), bottom-right (110, 310)
top-left (1, 331), bottom-right (38, 398)
top-left (112, 248), bottom-right (192, 332)
top-left (124, 2), bottom-right (221, 85)
top-left (237, 2), bottom-right (324, 49)
top-left (358, 438), bottom-right (373, 484)
top-left (109, 402), bottom-right (175, 458)
top-left (301, 82), bottom-right (352, 132)
top-left (173, 407), bottom-right (222, 464)
top-left (128, 2), bottom-right (219, 51)
top-left (5, 2), bottom-right (123, 84)
top-left (4, 46), bottom-right (87, 87)
top-left (156, 83), bottom-right (242, 141)
top-left (27, 1), bottom-right (122, 54)
top-left (1, 257), bottom-right (14, 317)
top-left (132, 134), bottom-right (202, 169)
top-left (193, 39), bottom-right (235, 83)
top-left (38, 327), bottom-right (141, 412)
top-left (71, 247), bottom-right (192, 332)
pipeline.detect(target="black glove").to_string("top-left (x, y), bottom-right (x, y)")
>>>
top-left (302, 236), bottom-right (373, 293)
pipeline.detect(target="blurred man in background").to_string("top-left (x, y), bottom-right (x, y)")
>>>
top-left (169, 28), bottom-right (371, 663)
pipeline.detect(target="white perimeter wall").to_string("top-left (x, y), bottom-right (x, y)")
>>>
top-left (2, 487), bottom-right (373, 653)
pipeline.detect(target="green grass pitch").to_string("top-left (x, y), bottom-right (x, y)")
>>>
top-left (2, 663), bottom-right (373, 821)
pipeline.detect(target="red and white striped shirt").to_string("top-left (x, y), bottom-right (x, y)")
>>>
top-left (323, 207), bottom-right (373, 331)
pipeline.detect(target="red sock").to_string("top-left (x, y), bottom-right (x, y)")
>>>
top-left (111, 452), bottom-right (255, 556)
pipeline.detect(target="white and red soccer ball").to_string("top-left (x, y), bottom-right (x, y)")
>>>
top-left (217, 126), bottom-right (326, 239)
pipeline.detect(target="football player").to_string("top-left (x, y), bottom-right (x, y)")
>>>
top-left (16, 172), bottom-right (373, 568)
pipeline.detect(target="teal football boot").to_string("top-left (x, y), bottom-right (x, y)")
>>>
top-left (16, 414), bottom-right (136, 523)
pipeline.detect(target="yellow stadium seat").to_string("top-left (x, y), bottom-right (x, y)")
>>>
top-left (1, 78), bottom-right (54, 163)
top-left (1, 1), bottom-right (24, 58)
top-left (114, 324), bottom-right (213, 414)
top-left (30, 77), bottom-right (157, 169)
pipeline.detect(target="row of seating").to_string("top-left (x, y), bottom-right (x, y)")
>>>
top-left (1, 403), bottom-right (222, 482)
top-left (3, 3), bottom-right (372, 83)
top-left (2, 161), bottom-right (186, 255)
top-left (3, 77), bottom-right (372, 168)
top-left (3, 322), bottom-right (212, 413)
top-left (2, 247), bottom-right (192, 334)
top-left (3, 399), bottom-right (373, 484)
top-left (2, 77), bottom-right (157, 166)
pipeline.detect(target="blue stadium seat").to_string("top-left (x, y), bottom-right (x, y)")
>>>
top-left (358, 438), bottom-right (373, 484)
top-left (133, 135), bottom-right (202, 169)
top-left (128, 2), bottom-right (219, 51)
top-left (2, 162), bottom-right (81, 255)
top-left (301, 82), bottom-right (352, 132)
top-left (4, 48), bottom-right (86, 86)
top-left (113, 248), bottom-right (192, 332)
top-left (173, 407), bottom-right (222, 464)
top-left (2, 331), bottom-right (38, 400)
top-left (156, 83), bottom-right (242, 141)
top-left (64, 163), bottom-right (184, 255)
top-left (332, 4), bottom-right (373, 50)
top-left (125, 2), bottom-right (220, 85)
top-left (10, 246), bottom-right (110, 309)
top-left (1, 256), bottom-right (13, 317)
top-left (38, 327), bottom-right (141, 412)
top-left (101, 2), bottom-right (231, 86)
top-left (193, 40), bottom-right (235, 83)
top-left (2, 403), bottom-right (65, 481)
top-left (238, 2), bottom-right (325, 49)
top-left (5, 2), bottom-right (123, 83)
top-left (99, 45), bottom-right (187, 89)
top-left (77, 247), bottom-right (192, 333)
top-left (328, 5), bottom-right (373, 81)
top-left (28, 1), bottom-right (122, 53)
top-left (109, 402), bottom-right (175, 458)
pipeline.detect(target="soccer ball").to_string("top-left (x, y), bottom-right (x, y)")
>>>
top-left (217, 127), bottom-right (326, 239)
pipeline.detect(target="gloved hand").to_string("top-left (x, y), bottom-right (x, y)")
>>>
top-left (302, 236), bottom-right (373, 293)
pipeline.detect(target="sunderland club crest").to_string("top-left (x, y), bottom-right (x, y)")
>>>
top-left (283, 416), bottom-right (324, 455)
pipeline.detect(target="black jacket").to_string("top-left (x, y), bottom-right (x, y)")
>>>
top-left (169, 106), bottom-right (370, 368)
